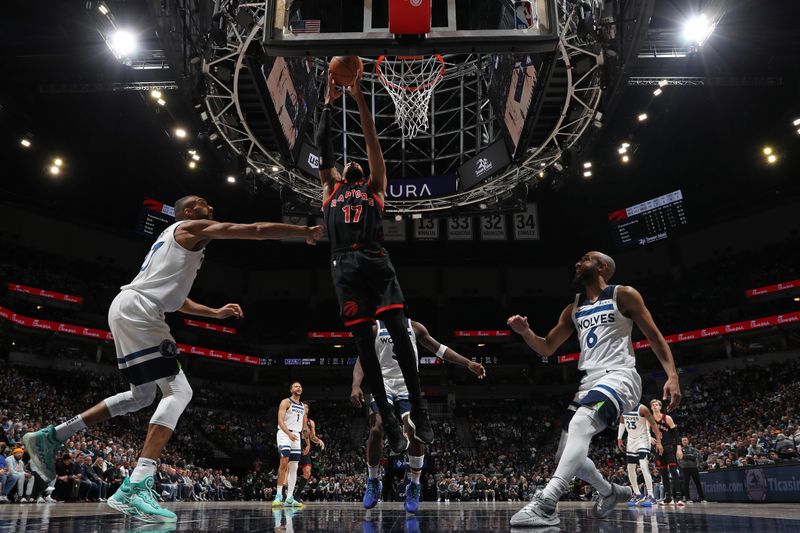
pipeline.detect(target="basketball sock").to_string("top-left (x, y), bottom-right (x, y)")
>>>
top-left (379, 309), bottom-right (422, 401)
top-left (368, 465), bottom-right (380, 480)
top-left (55, 415), bottom-right (86, 442)
top-left (576, 457), bottom-right (612, 497)
top-left (408, 455), bottom-right (424, 485)
top-left (286, 462), bottom-right (298, 499)
top-left (130, 457), bottom-right (157, 483)
top-left (275, 484), bottom-right (284, 499)
top-left (640, 459), bottom-right (654, 496)
top-left (542, 407), bottom-right (606, 505)
top-left (668, 466), bottom-right (682, 498)
top-left (350, 323), bottom-right (392, 413)
top-left (627, 464), bottom-right (639, 494)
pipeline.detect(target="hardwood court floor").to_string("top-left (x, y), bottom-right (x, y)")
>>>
top-left (1, 501), bottom-right (799, 532)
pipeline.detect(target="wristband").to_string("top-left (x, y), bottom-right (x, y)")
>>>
top-left (436, 344), bottom-right (448, 358)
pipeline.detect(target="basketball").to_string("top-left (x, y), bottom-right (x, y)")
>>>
top-left (329, 56), bottom-right (363, 87)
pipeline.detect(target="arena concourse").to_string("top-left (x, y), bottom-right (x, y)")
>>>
top-left (1, 0), bottom-right (799, 531)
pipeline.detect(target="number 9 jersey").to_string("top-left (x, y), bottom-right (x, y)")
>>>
top-left (571, 285), bottom-right (636, 371)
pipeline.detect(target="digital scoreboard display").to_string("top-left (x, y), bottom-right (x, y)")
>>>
top-left (136, 198), bottom-right (175, 238)
top-left (608, 190), bottom-right (687, 248)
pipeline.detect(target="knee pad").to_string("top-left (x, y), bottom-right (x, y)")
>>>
top-left (150, 372), bottom-right (193, 430)
top-left (105, 381), bottom-right (158, 417)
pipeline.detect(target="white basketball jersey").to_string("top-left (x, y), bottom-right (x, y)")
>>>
top-left (121, 221), bottom-right (205, 312)
top-left (281, 399), bottom-right (305, 434)
top-left (571, 285), bottom-right (635, 371)
top-left (622, 406), bottom-right (650, 446)
top-left (374, 319), bottom-right (420, 382)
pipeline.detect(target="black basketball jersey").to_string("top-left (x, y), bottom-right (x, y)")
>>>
top-left (323, 180), bottom-right (385, 252)
top-left (657, 414), bottom-right (677, 447)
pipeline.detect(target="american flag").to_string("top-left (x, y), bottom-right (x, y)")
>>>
top-left (289, 19), bottom-right (321, 34)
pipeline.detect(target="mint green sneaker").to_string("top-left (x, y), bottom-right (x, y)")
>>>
top-left (107, 477), bottom-right (135, 515)
top-left (272, 493), bottom-right (284, 507)
top-left (285, 496), bottom-right (305, 508)
top-left (127, 476), bottom-right (177, 523)
top-left (22, 425), bottom-right (62, 482)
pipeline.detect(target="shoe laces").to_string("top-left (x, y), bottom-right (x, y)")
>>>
top-left (366, 479), bottom-right (378, 498)
top-left (137, 478), bottom-right (161, 508)
top-left (408, 483), bottom-right (421, 499)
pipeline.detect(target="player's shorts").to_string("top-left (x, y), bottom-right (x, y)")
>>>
top-left (299, 452), bottom-right (313, 467)
top-left (276, 430), bottom-right (302, 461)
top-left (330, 248), bottom-right (406, 327)
top-left (626, 437), bottom-right (651, 463)
top-left (655, 445), bottom-right (678, 468)
top-left (367, 377), bottom-right (412, 418)
top-left (109, 290), bottom-right (180, 386)
top-left (564, 367), bottom-right (642, 427)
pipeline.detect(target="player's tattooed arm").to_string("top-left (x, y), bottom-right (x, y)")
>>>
top-left (617, 286), bottom-right (681, 411)
top-left (507, 304), bottom-right (575, 357)
top-left (412, 321), bottom-right (486, 379)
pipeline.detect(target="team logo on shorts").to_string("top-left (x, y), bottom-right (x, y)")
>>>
top-left (343, 300), bottom-right (360, 317)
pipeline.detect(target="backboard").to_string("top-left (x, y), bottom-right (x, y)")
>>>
top-left (264, 0), bottom-right (559, 56)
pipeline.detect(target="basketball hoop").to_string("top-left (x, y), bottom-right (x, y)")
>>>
top-left (375, 54), bottom-right (445, 139)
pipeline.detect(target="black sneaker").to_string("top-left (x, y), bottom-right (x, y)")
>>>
top-left (381, 410), bottom-right (409, 454)
top-left (408, 401), bottom-right (435, 444)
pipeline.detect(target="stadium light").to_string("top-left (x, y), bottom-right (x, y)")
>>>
top-left (618, 146), bottom-right (628, 155)
top-left (622, 155), bottom-right (630, 163)
top-left (53, 158), bottom-right (63, 167)
top-left (767, 154), bottom-right (777, 164)
top-left (621, 142), bottom-right (630, 148)
top-left (191, 154), bottom-right (200, 161)
top-left (583, 171), bottom-right (592, 178)
top-left (188, 161), bottom-right (197, 169)
top-left (762, 146), bottom-right (773, 156)
top-left (108, 29), bottom-right (138, 60)
top-left (684, 14), bottom-right (715, 46)
top-left (150, 89), bottom-right (162, 99)
top-left (227, 175), bottom-right (236, 184)
top-left (49, 165), bottom-right (60, 175)
top-left (658, 79), bottom-right (668, 88)
top-left (156, 98), bottom-right (166, 106)
top-left (583, 162), bottom-right (592, 169)
top-left (175, 128), bottom-right (187, 139)
top-left (20, 138), bottom-right (31, 148)
top-left (653, 88), bottom-right (663, 96)
top-left (638, 113), bottom-right (648, 122)
top-left (793, 118), bottom-right (800, 126)
top-left (98, 3), bottom-right (109, 15)
top-left (271, 166), bottom-right (279, 172)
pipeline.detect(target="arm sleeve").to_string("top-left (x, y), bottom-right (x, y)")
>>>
top-left (315, 106), bottom-right (335, 170)
top-left (617, 422), bottom-right (626, 440)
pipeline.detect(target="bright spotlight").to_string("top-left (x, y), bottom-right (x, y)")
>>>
top-left (621, 142), bottom-right (630, 148)
top-left (108, 29), bottom-right (138, 60)
top-left (653, 88), bottom-right (663, 96)
top-left (583, 171), bottom-right (592, 178)
top-left (191, 154), bottom-right (200, 161)
top-left (793, 118), bottom-right (800, 127)
top-left (762, 146), bottom-right (773, 156)
top-left (227, 175), bottom-right (236, 184)
top-left (684, 14), bottom-right (715, 46)
top-left (622, 155), bottom-right (630, 163)
top-left (156, 98), bottom-right (166, 106)
top-left (271, 166), bottom-right (279, 172)
top-left (583, 162), bottom-right (592, 169)
top-left (98, 3), bottom-right (109, 15)
top-left (638, 113), bottom-right (648, 122)
top-left (658, 79), bottom-right (668, 88)
top-left (150, 89), bottom-right (162, 99)
top-left (188, 161), bottom-right (197, 169)
top-left (20, 138), bottom-right (31, 148)
top-left (618, 146), bottom-right (628, 155)
top-left (767, 154), bottom-right (777, 164)
top-left (175, 128), bottom-right (187, 139)
top-left (49, 165), bottom-right (60, 175)
top-left (53, 158), bottom-right (64, 167)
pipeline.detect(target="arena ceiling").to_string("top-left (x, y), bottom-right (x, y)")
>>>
top-left (0, 0), bottom-right (798, 266)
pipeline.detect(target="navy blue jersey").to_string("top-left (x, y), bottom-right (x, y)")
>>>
top-left (323, 181), bottom-right (385, 252)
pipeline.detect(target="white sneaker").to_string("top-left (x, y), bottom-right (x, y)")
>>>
top-left (0, 496), bottom-right (7, 503)
top-left (45, 496), bottom-right (57, 503)
top-left (36, 497), bottom-right (45, 504)
top-left (510, 493), bottom-right (559, 527)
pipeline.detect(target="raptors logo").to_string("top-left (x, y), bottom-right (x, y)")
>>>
top-left (343, 300), bottom-right (360, 318)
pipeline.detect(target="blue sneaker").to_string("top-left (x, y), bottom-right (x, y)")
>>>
top-left (404, 516), bottom-right (421, 533)
top-left (404, 481), bottom-right (421, 513)
top-left (284, 496), bottom-right (305, 507)
top-left (22, 425), bottom-right (62, 482)
top-left (638, 495), bottom-right (656, 507)
top-left (363, 478), bottom-right (381, 509)
top-left (272, 493), bottom-right (283, 507)
top-left (627, 494), bottom-right (643, 507)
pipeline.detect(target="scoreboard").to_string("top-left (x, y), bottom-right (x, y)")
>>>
top-left (608, 190), bottom-right (687, 248)
top-left (136, 198), bottom-right (175, 238)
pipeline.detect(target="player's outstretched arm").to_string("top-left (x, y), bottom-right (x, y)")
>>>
top-left (348, 72), bottom-right (387, 195)
top-left (177, 219), bottom-right (322, 245)
top-left (412, 321), bottom-right (486, 379)
top-left (507, 304), bottom-right (575, 357)
top-left (178, 298), bottom-right (243, 320)
top-left (318, 73), bottom-right (343, 197)
top-left (350, 358), bottom-right (365, 407)
top-left (617, 286), bottom-right (681, 411)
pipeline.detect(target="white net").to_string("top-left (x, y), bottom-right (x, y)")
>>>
top-left (375, 54), bottom-right (445, 139)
